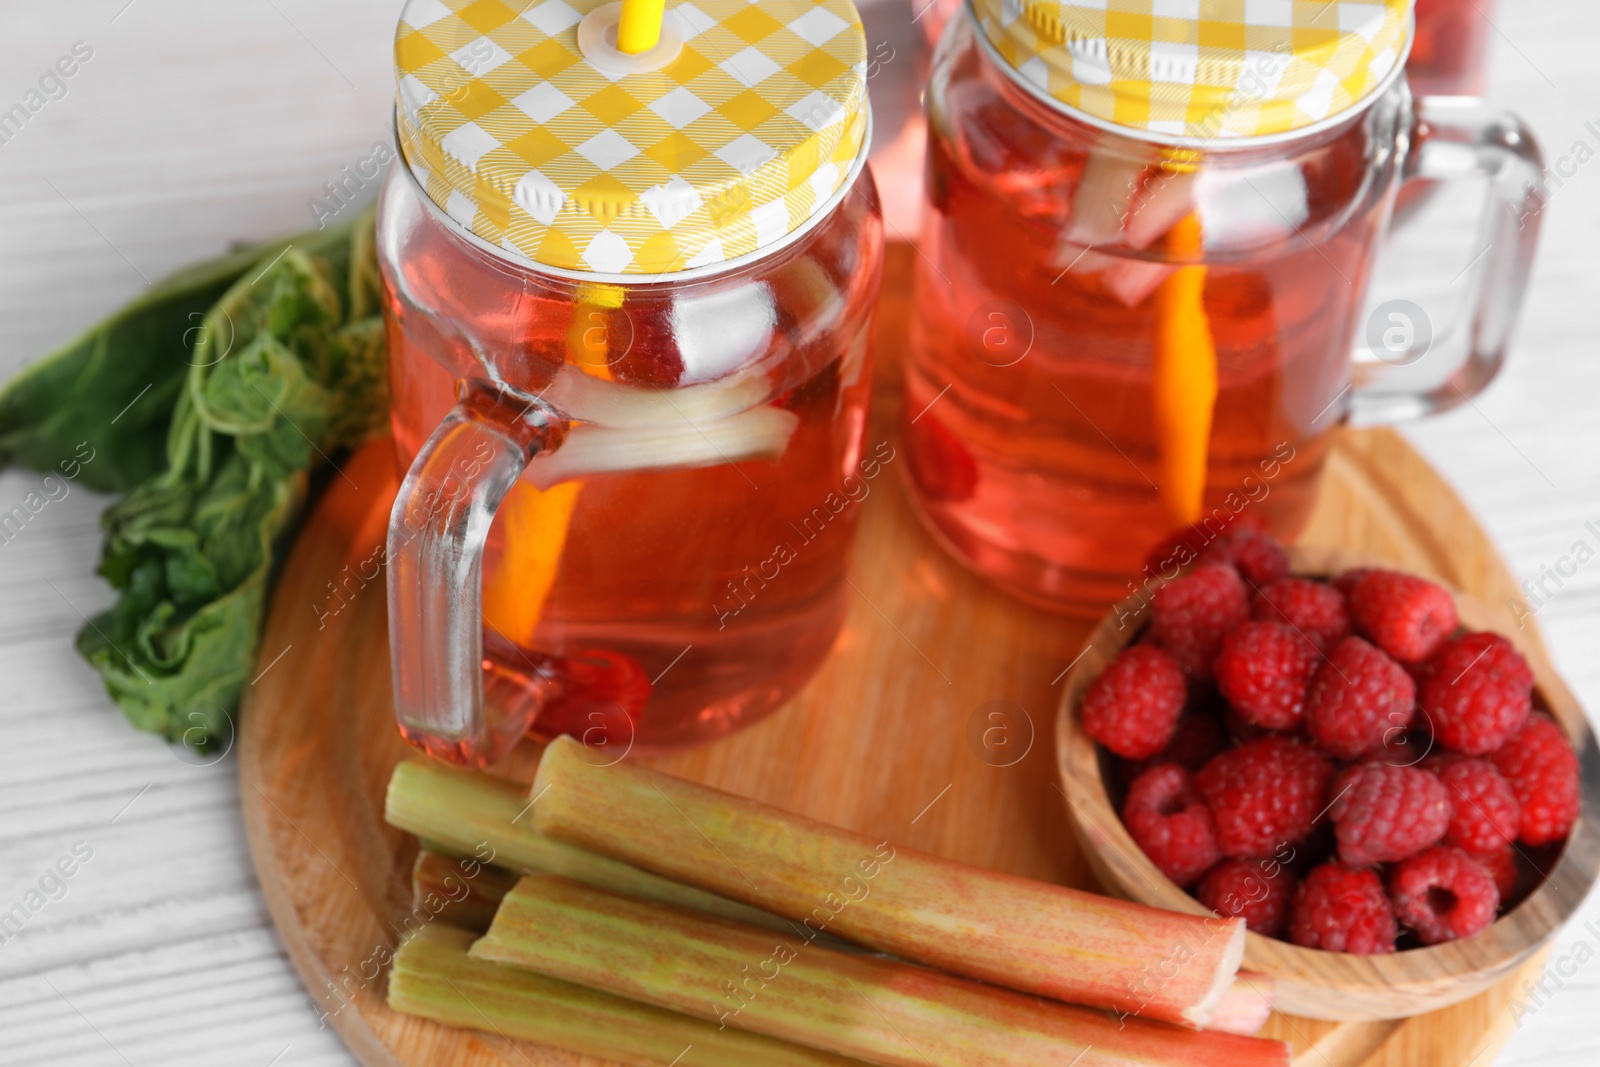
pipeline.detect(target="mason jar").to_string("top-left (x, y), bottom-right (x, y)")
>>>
top-left (378, 0), bottom-right (884, 765)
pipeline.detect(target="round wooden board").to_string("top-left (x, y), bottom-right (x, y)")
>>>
top-left (241, 245), bottom-right (1550, 1067)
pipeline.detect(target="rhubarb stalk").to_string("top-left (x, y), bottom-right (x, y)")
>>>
top-left (529, 736), bottom-right (1245, 1029)
top-left (386, 760), bottom-right (795, 933)
top-left (390, 924), bottom-right (870, 1067)
top-left (473, 876), bottom-right (1288, 1067)
top-left (412, 849), bottom-right (518, 933)
top-left (1206, 973), bottom-right (1276, 1037)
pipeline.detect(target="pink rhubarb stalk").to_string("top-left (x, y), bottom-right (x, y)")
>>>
top-left (385, 759), bottom-right (794, 932)
top-left (1206, 973), bottom-right (1276, 1036)
top-left (411, 849), bottom-right (518, 932)
top-left (473, 875), bottom-right (1289, 1067)
top-left (391, 924), bottom-right (870, 1067)
top-left (530, 736), bottom-right (1246, 1028)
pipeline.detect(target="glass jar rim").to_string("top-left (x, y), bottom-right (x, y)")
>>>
top-left (391, 107), bottom-right (875, 287)
top-left (962, 1), bottom-right (1416, 153)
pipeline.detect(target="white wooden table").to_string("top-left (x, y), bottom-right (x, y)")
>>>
top-left (0, 2), bottom-right (1595, 1064)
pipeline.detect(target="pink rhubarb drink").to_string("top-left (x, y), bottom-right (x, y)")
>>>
top-left (379, 0), bottom-right (883, 763)
top-left (904, 0), bottom-right (1544, 616)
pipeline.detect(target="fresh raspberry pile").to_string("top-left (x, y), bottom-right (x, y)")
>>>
top-left (1079, 530), bottom-right (1582, 954)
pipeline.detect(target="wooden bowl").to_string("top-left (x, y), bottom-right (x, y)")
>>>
top-left (1056, 545), bottom-right (1600, 1022)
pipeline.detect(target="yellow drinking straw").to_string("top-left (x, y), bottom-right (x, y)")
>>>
top-left (481, 285), bottom-right (623, 649)
top-left (1152, 213), bottom-right (1217, 528)
top-left (616, 0), bottom-right (666, 54)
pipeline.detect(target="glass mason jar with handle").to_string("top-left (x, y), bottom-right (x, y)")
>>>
top-left (379, 0), bottom-right (883, 767)
top-left (904, 0), bottom-right (1543, 616)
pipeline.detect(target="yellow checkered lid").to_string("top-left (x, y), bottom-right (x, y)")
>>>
top-left (394, 0), bottom-right (869, 275)
top-left (972, 0), bottom-right (1412, 140)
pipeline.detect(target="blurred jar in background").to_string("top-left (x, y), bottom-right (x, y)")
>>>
top-left (901, 2), bottom-right (1544, 615)
top-left (856, 0), bottom-right (940, 236)
top-left (1410, 0), bottom-right (1496, 97)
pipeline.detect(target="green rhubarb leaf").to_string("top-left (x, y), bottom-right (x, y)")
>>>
top-left (0, 205), bottom-right (390, 747)
top-left (0, 221), bottom-right (360, 493)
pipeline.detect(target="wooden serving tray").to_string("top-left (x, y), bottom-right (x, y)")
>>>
top-left (241, 246), bottom-right (1548, 1067)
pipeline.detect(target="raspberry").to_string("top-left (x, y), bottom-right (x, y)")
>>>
top-left (1330, 568), bottom-right (1374, 597)
top-left (1289, 863), bottom-right (1397, 954)
top-left (1417, 632), bottom-right (1533, 756)
top-left (1473, 846), bottom-right (1520, 902)
top-left (1330, 763), bottom-right (1452, 867)
top-left (1224, 705), bottom-right (1273, 744)
top-left (1150, 563), bottom-right (1250, 678)
top-left (1491, 714), bottom-right (1580, 846)
top-left (1364, 726), bottom-right (1432, 767)
top-left (1388, 846), bottom-right (1500, 944)
top-left (905, 411), bottom-right (979, 503)
top-left (1253, 578), bottom-right (1351, 653)
top-left (1424, 756), bottom-right (1520, 855)
top-left (1122, 764), bottom-right (1223, 887)
top-left (1080, 645), bottom-right (1187, 759)
top-left (1347, 569), bottom-right (1458, 662)
top-left (1196, 857), bottom-right (1297, 936)
top-left (1304, 637), bottom-right (1416, 760)
top-left (1214, 621), bottom-right (1319, 731)
top-left (1195, 737), bottom-right (1335, 857)
top-left (1198, 528), bottom-right (1291, 588)
top-left (1138, 712), bottom-right (1226, 773)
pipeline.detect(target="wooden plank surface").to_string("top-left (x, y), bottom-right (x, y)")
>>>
top-left (0, 2), bottom-right (1597, 1066)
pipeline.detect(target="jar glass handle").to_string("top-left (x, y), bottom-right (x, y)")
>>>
top-left (386, 381), bottom-right (565, 767)
top-left (1347, 95), bottom-right (1546, 425)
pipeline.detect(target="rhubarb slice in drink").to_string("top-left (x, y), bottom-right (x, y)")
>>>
top-left (1152, 214), bottom-right (1218, 527)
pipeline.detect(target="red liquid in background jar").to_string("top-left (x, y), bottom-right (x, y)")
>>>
top-left (904, 20), bottom-right (1403, 616)
top-left (1394, 0), bottom-right (1495, 219)
top-left (1409, 0), bottom-right (1495, 98)
top-left (381, 172), bottom-right (883, 748)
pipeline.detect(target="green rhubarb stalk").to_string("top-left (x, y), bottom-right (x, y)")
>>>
top-left (412, 850), bottom-right (520, 933)
top-left (386, 760), bottom-right (795, 934)
top-left (390, 924), bottom-right (871, 1067)
top-left (529, 736), bottom-right (1246, 1029)
top-left (1206, 973), bottom-right (1275, 1036)
top-left (472, 876), bottom-right (1289, 1067)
